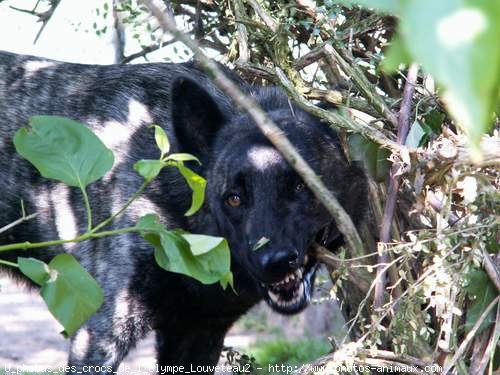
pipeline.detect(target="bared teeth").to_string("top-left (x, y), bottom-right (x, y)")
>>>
top-left (296, 268), bottom-right (303, 279)
top-left (269, 291), bottom-right (280, 303)
top-left (265, 265), bottom-right (315, 310)
top-left (298, 282), bottom-right (304, 296)
top-left (270, 267), bottom-right (307, 288)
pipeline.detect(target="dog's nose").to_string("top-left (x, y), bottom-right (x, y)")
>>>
top-left (257, 249), bottom-right (300, 277)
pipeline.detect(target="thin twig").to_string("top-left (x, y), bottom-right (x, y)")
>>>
top-left (11, 0), bottom-right (62, 44)
top-left (474, 302), bottom-right (499, 374)
top-left (141, 0), bottom-right (366, 257)
top-left (233, 0), bottom-right (250, 63)
top-left (373, 63), bottom-right (419, 310)
top-left (112, 0), bottom-right (126, 63)
top-left (245, 0), bottom-right (277, 32)
top-left (121, 40), bottom-right (175, 64)
top-left (236, 60), bottom-right (388, 119)
top-left (441, 296), bottom-right (499, 374)
top-left (276, 69), bottom-right (403, 153)
top-left (324, 43), bottom-right (399, 128)
top-left (481, 248), bottom-right (500, 293)
top-left (294, 43), bottom-right (400, 127)
top-left (294, 43), bottom-right (327, 71)
top-left (312, 243), bottom-right (372, 293)
top-left (0, 213), bottom-right (38, 235)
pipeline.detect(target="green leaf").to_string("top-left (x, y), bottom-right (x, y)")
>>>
top-left (399, 0), bottom-right (500, 157)
top-left (137, 213), bottom-right (165, 232)
top-left (137, 214), bottom-right (233, 286)
top-left (176, 163), bottom-right (207, 216)
top-left (423, 110), bottom-right (445, 133)
top-left (14, 116), bottom-right (114, 188)
top-left (165, 153), bottom-right (201, 164)
top-left (348, 134), bottom-right (390, 182)
top-left (219, 271), bottom-right (234, 291)
top-left (253, 237), bottom-right (270, 251)
top-left (344, 0), bottom-right (500, 158)
top-left (150, 125), bottom-right (170, 157)
top-left (134, 159), bottom-right (165, 182)
top-left (180, 234), bottom-right (232, 285)
top-left (464, 269), bottom-right (498, 334)
top-left (381, 32), bottom-right (412, 73)
top-left (405, 120), bottom-right (426, 148)
top-left (18, 257), bottom-right (50, 286)
top-left (24, 254), bottom-right (104, 337)
top-left (181, 234), bottom-right (227, 256)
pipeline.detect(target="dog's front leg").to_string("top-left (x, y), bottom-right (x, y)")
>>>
top-left (155, 324), bottom-right (229, 374)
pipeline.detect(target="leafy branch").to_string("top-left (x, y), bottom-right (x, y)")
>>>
top-left (1, 116), bottom-right (232, 336)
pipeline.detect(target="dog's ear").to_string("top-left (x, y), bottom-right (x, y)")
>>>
top-left (171, 76), bottom-right (226, 159)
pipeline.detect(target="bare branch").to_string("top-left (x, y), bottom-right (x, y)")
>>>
top-left (324, 44), bottom-right (399, 128)
top-left (294, 43), bottom-right (328, 71)
top-left (275, 69), bottom-right (403, 154)
top-left (245, 0), bottom-right (277, 33)
top-left (312, 243), bottom-right (371, 293)
top-left (373, 63), bottom-right (419, 310)
top-left (121, 40), bottom-right (175, 64)
top-left (11, 0), bottom-right (62, 44)
top-left (442, 296), bottom-right (500, 374)
top-left (233, 0), bottom-right (250, 63)
top-left (482, 248), bottom-right (500, 293)
top-left (473, 302), bottom-right (499, 374)
top-left (112, 0), bottom-right (126, 63)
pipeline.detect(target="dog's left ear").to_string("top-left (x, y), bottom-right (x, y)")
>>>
top-left (171, 76), bottom-right (227, 159)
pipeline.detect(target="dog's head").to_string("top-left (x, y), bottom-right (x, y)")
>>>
top-left (171, 76), bottom-right (367, 314)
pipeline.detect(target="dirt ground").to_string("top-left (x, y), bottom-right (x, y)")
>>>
top-left (0, 275), bottom-right (345, 373)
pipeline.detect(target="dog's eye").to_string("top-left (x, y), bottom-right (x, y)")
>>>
top-left (294, 183), bottom-right (305, 193)
top-left (225, 194), bottom-right (242, 207)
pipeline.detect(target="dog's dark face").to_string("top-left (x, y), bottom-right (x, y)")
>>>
top-left (171, 77), bottom-right (367, 314)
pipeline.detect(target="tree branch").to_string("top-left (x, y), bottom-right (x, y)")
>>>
top-left (311, 243), bottom-right (371, 294)
top-left (233, 0), bottom-right (250, 63)
top-left (373, 63), bottom-right (419, 310)
top-left (11, 0), bottom-right (61, 44)
top-left (482, 248), bottom-right (500, 293)
top-left (275, 69), bottom-right (403, 153)
top-left (245, 0), bottom-right (277, 33)
top-left (121, 40), bottom-right (175, 64)
top-left (442, 296), bottom-right (500, 374)
top-left (324, 43), bottom-right (399, 128)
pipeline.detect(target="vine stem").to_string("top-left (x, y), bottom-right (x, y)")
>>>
top-left (80, 186), bottom-right (92, 232)
top-left (90, 180), bottom-right (149, 233)
top-left (0, 259), bottom-right (19, 268)
top-left (0, 227), bottom-right (138, 253)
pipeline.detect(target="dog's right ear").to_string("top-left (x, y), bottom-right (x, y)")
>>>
top-left (171, 76), bottom-right (226, 159)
